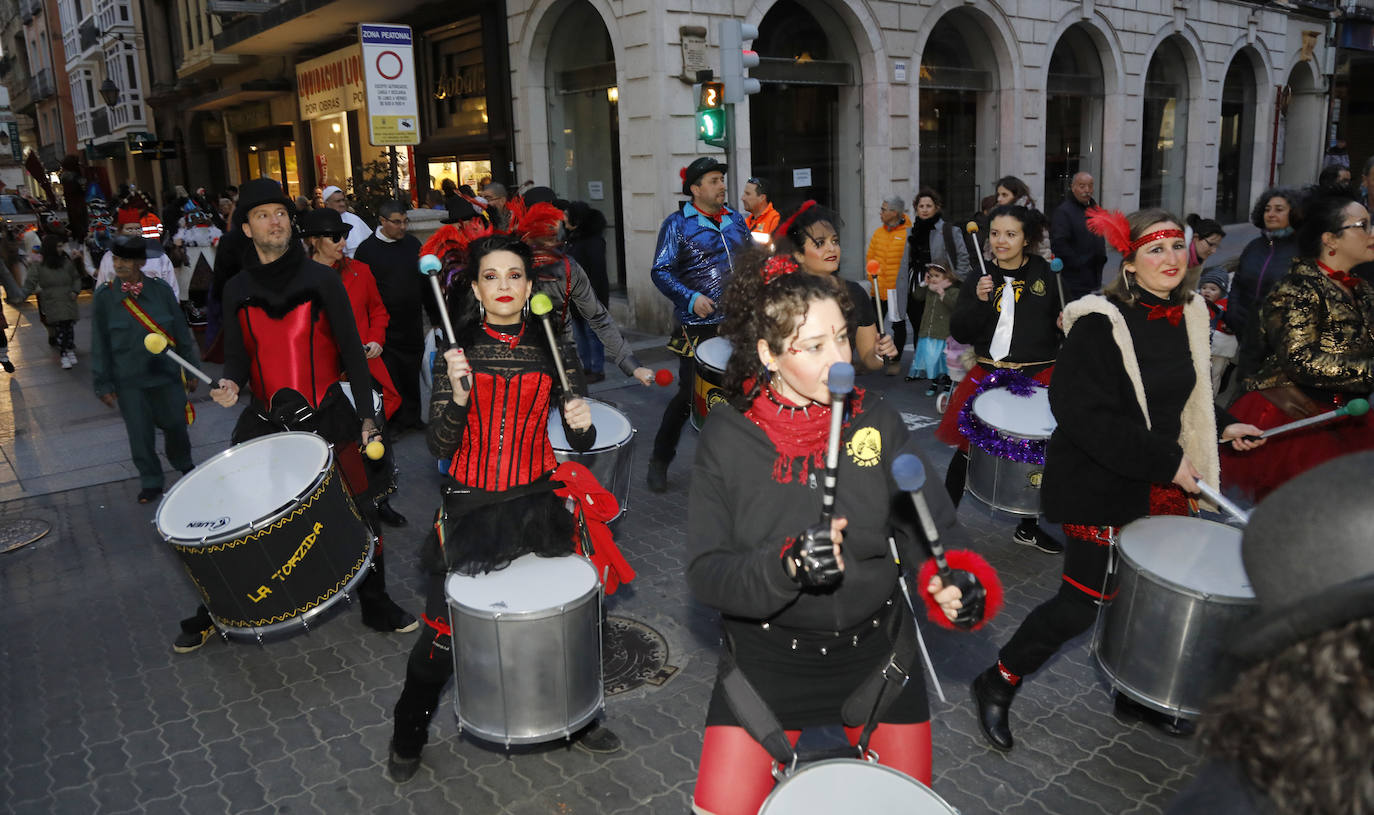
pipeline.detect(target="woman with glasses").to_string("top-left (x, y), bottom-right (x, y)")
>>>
top-left (1185, 214), bottom-right (1226, 269)
top-left (1223, 190), bottom-right (1374, 501)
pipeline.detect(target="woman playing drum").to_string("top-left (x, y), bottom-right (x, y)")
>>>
top-left (970, 208), bottom-right (1263, 751)
top-left (688, 250), bottom-right (989, 815)
top-left (938, 204), bottom-right (1062, 553)
top-left (387, 234), bottom-right (624, 782)
top-left (1222, 189), bottom-right (1374, 501)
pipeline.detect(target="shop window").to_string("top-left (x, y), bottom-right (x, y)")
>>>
top-left (1140, 38), bottom-right (1191, 215)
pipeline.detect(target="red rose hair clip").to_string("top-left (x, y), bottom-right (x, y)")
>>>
top-left (761, 254), bottom-right (800, 285)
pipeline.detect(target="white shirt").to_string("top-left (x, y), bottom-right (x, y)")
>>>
top-left (96, 251), bottom-right (180, 301)
top-left (341, 210), bottom-right (370, 258)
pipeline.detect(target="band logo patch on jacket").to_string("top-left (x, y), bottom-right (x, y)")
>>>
top-left (994, 280), bottom-right (1025, 311)
top-left (846, 427), bottom-right (882, 467)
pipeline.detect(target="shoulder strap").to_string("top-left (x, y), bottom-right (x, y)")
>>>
top-left (717, 646), bottom-right (798, 767)
top-left (941, 222), bottom-right (959, 270)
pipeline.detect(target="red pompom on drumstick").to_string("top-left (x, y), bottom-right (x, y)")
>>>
top-left (654, 368), bottom-right (674, 387)
top-left (917, 550), bottom-right (1003, 631)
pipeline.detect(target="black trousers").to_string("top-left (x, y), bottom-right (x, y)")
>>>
top-left (392, 573), bottom-right (452, 756)
top-left (382, 343), bottom-right (424, 428)
top-left (652, 324), bottom-right (718, 463)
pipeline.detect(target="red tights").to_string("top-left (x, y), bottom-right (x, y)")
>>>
top-left (691, 722), bottom-right (932, 815)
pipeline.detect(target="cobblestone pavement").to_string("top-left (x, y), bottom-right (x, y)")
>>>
top-left (0, 306), bottom-right (1208, 813)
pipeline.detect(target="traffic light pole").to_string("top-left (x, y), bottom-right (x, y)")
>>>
top-left (725, 104), bottom-right (738, 211)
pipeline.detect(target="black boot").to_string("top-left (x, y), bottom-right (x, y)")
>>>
top-left (389, 675), bottom-right (445, 782)
top-left (971, 665), bottom-right (1018, 751)
top-left (360, 544), bottom-right (418, 633)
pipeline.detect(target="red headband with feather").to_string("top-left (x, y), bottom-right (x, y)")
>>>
top-left (776, 200), bottom-right (818, 240)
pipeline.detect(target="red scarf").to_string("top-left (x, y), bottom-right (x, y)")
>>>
top-left (482, 321), bottom-right (525, 349)
top-left (1317, 261), bottom-right (1360, 290)
top-left (743, 385), bottom-right (865, 484)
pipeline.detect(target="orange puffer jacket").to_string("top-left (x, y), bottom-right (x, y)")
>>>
top-left (865, 217), bottom-right (910, 298)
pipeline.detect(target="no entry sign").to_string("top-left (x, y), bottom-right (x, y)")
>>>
top-left (359, 23), bottom-right (419, 146)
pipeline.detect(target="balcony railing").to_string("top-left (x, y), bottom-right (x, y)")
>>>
top-left (92, 107), bottom-right (110, 138)
top-left (31, 69), bottom-right (55, 101)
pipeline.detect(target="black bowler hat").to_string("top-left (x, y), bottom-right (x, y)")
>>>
top-left (681, 157), bottom-right (727, 196)
top-left (1231, 452), bottom-right (1374, 662)
top-left (522, 186), bottom-right (568, 209)
top-left (441, 197), bottom-right (482, 225)
top-left (298, 207), bottom-right (348, 239)
top-left (236, 177), bottom-right (294, 218)
top-left (111, 234), bottom-right (147, 260)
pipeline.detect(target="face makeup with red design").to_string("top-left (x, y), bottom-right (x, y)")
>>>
top-left (791, 222), bottom-right (841, 277)
top-left (470, 249), bottom-right (532, 321)
top-left (757, 298), bottom-right (852, 406)
top-left (1124, 221), bottom-right (1188, 299)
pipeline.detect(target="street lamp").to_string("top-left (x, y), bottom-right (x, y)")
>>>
top-left (98, 78), bottom-right (120, 107)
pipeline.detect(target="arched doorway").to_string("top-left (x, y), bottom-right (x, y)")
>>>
top-left (1140, 36), bottom-right (1192, 215)
top-left (919, 12), bottom-right (999, 219)
top-left (1278, 63), bottom-right (1323, 189)
top-left (751, 0), bottom-right (861, 243)
top-left (1216, 53), bottom-right (1261, 223)
top-left (545, 1), bottom-right (626, 290)
top-left (1044, 25), bottom-right (1105, 212)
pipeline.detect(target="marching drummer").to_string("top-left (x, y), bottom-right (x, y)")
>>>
top-left (937, 204), bottom-right (1064, 554)
top-left (970, 207), bottom-right (1263, 751)
top-left (687, 248), bottom-right (992, 815)
top-left (388, 234), bottom-right (633, 783)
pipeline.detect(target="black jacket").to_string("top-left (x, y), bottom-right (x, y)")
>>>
top-left (950, 254), bottom-right (1061, 364)
top-left (354, 232), bottom-right (439, 350)
top-left (1049, 197), bottom-right (1107, 291)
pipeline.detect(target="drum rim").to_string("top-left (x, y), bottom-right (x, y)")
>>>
top-left (970, 387), bottom-right (1055, 440)
top-left (445, 554), bottom-right (602, 618)
top-left (1116, 516), bottom-right (1255, 601)
top-left (758, 759), bottom-right (954, 812)
top-left (695, 336), bottom-right (733, 371)
top-left (548, 398), bottom-right (635, 454)
top-left (156, 432), bottom-right (334, 545)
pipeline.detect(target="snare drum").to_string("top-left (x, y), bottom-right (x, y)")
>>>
top-left (548, 399), bottom-right (635, 521)
top-left (759, 760), bottom-right (958, 814)
top-left (445, 553), bottom-right (603, 746)
top-left (692, 336), bottom-right (733, 431)
top-left (1095, 516), bottom-right (1257, 718)
top-left (156, 432), bottom-right (375, 639)
top-left (965, 385), bottom-right (1055, 516)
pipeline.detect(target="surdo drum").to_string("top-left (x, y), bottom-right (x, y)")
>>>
top-left (1094, 516), bottom-right (1258, 718)
top-left (156, 432), bottom-right (375, 640)
top-left (444, 553), bottom-right (604, 746)
top-left (692, 336), bottom-right (733, 431)
top-left (547, 398), bottom-right (635, 522)
top-left (758, 760), bottom-right (960, 814)
top-left (965, 384), bottom-right (1055, 516)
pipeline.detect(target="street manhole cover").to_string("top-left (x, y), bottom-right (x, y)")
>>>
top-left (603, 615), bottom-right (678, 695)
top-left (1, 518), bottom-right (51, 553)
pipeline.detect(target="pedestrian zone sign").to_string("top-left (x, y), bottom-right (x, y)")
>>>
top-left (359, 23), bottom-right (420, 146)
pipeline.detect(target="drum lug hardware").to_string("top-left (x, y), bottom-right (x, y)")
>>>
top-left (819, 646), bottom-right (828, 656)
top-left (851, 635), bottom-right (859, 647)
top-left (872, 618), bottom-right (880, 628)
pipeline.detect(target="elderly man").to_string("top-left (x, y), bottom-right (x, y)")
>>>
top-left (866, 194), bottom-right (912, 374)
top-left (646, 157), bottom-right (750, 492)
top-left (481, 182), bottom-right (511, 231)
top-left (1049, 172), bottom-right (1107, 302)
top-left (322, 185), bottom-right (371, 257)
top-left (96, 209), bottom-right (180, 299)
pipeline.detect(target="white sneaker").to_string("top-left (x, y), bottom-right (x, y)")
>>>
top-left (60, 352), bottom-right (73, 370)
top-left (67, 352), bottom-right (77, 367)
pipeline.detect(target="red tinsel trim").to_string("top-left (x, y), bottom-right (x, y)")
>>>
top-left (1085, 206), bottom-right (1132, 255)
top-left (1128, 228), bottom-right (1185, 254)
top-left (916, 549), bottom-right (1003, 631)
top-left (776, 200), bottom-right (817, 241)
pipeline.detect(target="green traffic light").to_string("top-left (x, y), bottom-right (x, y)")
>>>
top-left (696, 109), bottom-right (726, 147)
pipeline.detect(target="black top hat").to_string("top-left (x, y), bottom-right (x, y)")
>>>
top-left (298, 207), bottom-right (348, 239)
top-left (1232, 452), bottom-right (1374, 662)
top-left (111, 234), bottom-right (147, 260)
top-left (441, 197), bottom-right (482, 225)
top-left (682, 157), bottom-right (728, 196)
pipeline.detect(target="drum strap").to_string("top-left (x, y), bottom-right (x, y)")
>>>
top-left (717, 646), bottom-right (801, 769)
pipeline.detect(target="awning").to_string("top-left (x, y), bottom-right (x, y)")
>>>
top-left (185, 80), bottom-right (292, 112)
top-left (214, 0), bottom-right (431, 56)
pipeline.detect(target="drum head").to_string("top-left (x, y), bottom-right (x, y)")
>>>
top-left (759, 760), bottom-right (957, 813)
top-left (971, 386), bottom-right (1055, 438)
top-left (695, 337), bottom-right (733, 372)
top-left (1118, 516), bottom-right (1252, 598)
top-left (547, 400), bottom-right (633, 452)
top-left (156, 432), bottom-right (330, 543)
top-left (446, 553), bottom-right (599, 615)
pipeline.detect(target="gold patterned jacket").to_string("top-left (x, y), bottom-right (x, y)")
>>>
top-left (1247, 258), bottom-right (1374, 395)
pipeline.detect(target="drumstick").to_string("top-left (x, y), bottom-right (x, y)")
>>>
top-left (965, 222), bottom-right (991, 279)
top-left (818, 362), bottom-right (856, 525)
top-left (891, 454), bottom-right (950, 581)
top-left (1195, 480), bottom-right (1250, 525)
top-left (1235, 398), bottom-right (1370, 442)
top-left (143, 333), bottom-right (213, 385)
top-left (418, 253), bottom-right (469, 392)
top-left (529, 293), bottom-right (572, 395)
top-left (865, 259), bottom-right (887, 337)
top-left (1048, 256), bottom-right (1069, 311)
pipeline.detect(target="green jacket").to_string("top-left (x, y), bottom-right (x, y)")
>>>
top-left (21, 258), bottom-right (83, 323)
top-left (91, 278), bottom-right (198, 396)
top-left (910, 279), bottom-right (961, 340)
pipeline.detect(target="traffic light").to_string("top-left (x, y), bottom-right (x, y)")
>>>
top-left (696, 81), bottom-right (727, 148)
top-left (720, 20), bottom-right (760, 104)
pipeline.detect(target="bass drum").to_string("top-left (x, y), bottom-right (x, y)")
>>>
top-left (759, 760), bottom-right (959, 814)
top-left (445, 553), bottom-right (603, 746)
top-left (548, 398), bottom-right (634, 522)
top-left (1094, 516), bottom-right (1258, 718)
top-left (156, 432), bottom-right (375, 640)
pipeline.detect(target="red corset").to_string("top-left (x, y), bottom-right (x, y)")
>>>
top-left (238, 300), bottom-right (342, 407)
top-left (449, 370), bottom-right (557, 490)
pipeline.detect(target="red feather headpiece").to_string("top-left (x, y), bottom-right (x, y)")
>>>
top-left (1085, 206), bottom-right (1132, 255)
top-left (419, 221), bottom-right (494, 268)
top-left (514, 202), bottom-right (565, 244)
top-left (776, 200), bottom-right (817, 240)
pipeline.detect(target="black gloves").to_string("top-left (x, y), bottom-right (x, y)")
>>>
top-left (945, 569), bottom-right (987, 629)
top-left (784, 524), bottom-right (843, 588)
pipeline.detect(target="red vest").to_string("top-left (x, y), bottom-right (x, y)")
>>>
top-left (238, 300), bottom-right (342, 407)
top-left (449, 370), bottom-right (557, 491)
